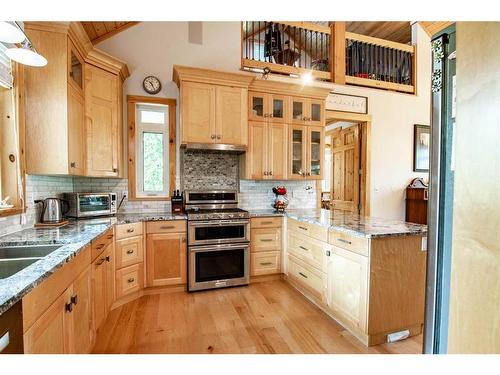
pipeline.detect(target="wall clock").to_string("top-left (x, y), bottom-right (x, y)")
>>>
top-left (142, 75), bottom-right (162, 95)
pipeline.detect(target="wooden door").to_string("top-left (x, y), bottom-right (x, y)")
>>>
top-left (247, 121), bottom-right (267, 179)
top-left (216, 86), bottom-right (247, 145)
top-left (85, 64), bottom-right (119, 177)
top-left (146, 232), bottom-right (187, 287)
top-left (67, 84), bottom-right (85, 176)
top-left (91, 252), bottom-right (107, 331)
top-left (268, 123), bottom-right (287, 179)
top-left (288, 125), bottom-right (307, 179)
top-left (181, 81), bottom-right (216, 144)
top-left (69, 266), bottom-right (92, 354)
top-left (268, 94), bottom-right (287, 123)
top-left (326, 246), bottom-right (368, 333)
top-left (248, 91), bottom-right (269, 122)
top-left (23, 289), bottom-right (71, 354)
top-left (306, 126), bottom-right (324, 180)
top-left (331, 125), bottom-right (361, 212)
top-left (290, 97), bottom-right (307, 125)
top-left (104, 243), bottom-right (115, 313)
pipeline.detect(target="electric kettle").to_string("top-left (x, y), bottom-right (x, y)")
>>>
top-left (34, 198), bottom-right (70, 223)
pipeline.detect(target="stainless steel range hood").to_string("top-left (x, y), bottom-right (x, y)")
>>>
top-left (183, 143), bottom-right (247, 153)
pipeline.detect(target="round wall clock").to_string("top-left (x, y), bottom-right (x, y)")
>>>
top-left (142, 75), bottom-right (162, 95)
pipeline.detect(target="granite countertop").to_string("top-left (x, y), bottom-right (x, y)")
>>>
top-left (247, 209), bottom-right (285, 218)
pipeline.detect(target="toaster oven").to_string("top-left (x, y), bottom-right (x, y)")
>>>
top-left (63, 192), bottom-right (117, 218)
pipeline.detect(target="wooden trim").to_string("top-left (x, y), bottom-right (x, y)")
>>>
top-left (418, 21), bottom-right (454, 38)
top-left (127, 95), bottom-right (177, 201)
top-left (325, 110), bottom-right (372, 124)
top-left (242, 59), bottom-right (331, 81)
top-left (90, 22), bottom-right (139, 45)
top-left (277, 22), bottom-right (331, 35)
top-left (345, 75), bottom-right (415, 94)
top-left (173, 64), bottom-right (255, 88)
top-left (250, 79), bottom-right (331, 100)
top-left (330, 22), bottom-right (346, 85)
top-left (345, 31), bottom-right (415, 53)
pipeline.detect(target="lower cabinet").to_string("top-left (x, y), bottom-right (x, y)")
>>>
top-left (146, 222), bottom-right (187, 287)
top-left (250, 251), bottom-right (280, 276)
top-left (287, 254), bottom-right (327, 302)
top-left (116, 263), bottom-right (144, 299)
top-left (24, 266), bottom-right (92, 354)
top-left (326, 246), bottom-right (368, 332)
top-left (91, 242), bottom-right (115, 332)
top-left (250, 217), bottom-right (283, 276)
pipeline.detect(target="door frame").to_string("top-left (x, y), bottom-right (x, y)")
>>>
top-left (323, 110), bottom-right (372, 216)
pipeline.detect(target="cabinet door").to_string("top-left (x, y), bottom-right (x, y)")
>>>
top-left (269, 94), bottom-right (287, 123)
top-left (307, 126), bottom-right (324, 179)
top-left (307, 99), bottom-right (324, 126)
top-left (289, 125), bottom-right (307, 179)
top-left (85, 64), bottom-right (119, 177)
top-left (216, 86), bottom-right (247, 145)
top-left (104, 243), bottom-right (115, 313)
top-left (181, 81), bottom-right (216, 144)
top-left (247, 121), bottom-right (267, 179)
top-left (290, 97), bottom-right (307, 125)
top-left (91, 253), bottom-right (107, 331)
top-left (248, 92), bottom-right (268, 122)
top-left (23, 289), bottom-right (71, 354)
top-left (69, 266), bottom-right (92, 354)
top-left (68, 84), bottom-right (85, 176)
top-left (146, 233), bottom-right (187, 287)
top-left (268, 123), bottom-right (287, 179)
top-left (326, 247), bottom-right (368, 332)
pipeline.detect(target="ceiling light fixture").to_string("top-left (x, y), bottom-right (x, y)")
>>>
top-left (6, 40), bottom-right (47, 67)
top-left (0, 21), bottom-right (25, 44)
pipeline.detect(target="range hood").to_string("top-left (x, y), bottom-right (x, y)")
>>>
top-left (183, 143), bottom-right (247, 153)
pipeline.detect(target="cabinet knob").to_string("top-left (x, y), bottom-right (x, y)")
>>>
top-left (106, 256), bottom-right (110, 262)
top-left (269, 113), bottom-right (273, 118)
top-left (216, 135), bottom-right (221, 140)
top-left (263, 113), bottom-right (268, 118)
top-left (269, 171), bottom-right (273, 176)
top-left (303, 116), bottom-right (307, 121)
top-left (126, 249), bottom-right (134, 254)
top-left (127, 277), bottom-right (135, 283)
top-left (113, 168), bottom-right (118, 173)
top-left (71, 294), bottom-right (78, 305)
top-left (264, 171), bottom-right (268, 176)
top-left (70, 162), bottom-right (76, 168)
top-left (211, 134), bottom-right (216, 139)
top-left (65, 302), bottom-right (73, 313)
top-left (126, 228), bottom-right (135, 233)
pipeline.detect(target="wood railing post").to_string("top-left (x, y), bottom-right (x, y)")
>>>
top-left (330, 22), bottom-right (346, 84)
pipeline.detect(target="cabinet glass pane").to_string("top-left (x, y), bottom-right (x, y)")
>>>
top-left (311, 103), bottom-right (321, 122)
top-left (292, 101), bottom-right (304, 121)
top-left (70, 51), bottom-right (83, 89)
top-left (292, 129), bottom-right (303, 174)
top-left (272, 98), bottom-right (284, 119)
top-left (310, 131), bottom-right (321, 176)
top-left (252, 96), bottom-right (264, 118)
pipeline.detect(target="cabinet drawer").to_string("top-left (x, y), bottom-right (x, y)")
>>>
top-left (287, 254), bottom-right (326, 301)
top-left (329, 231), bottom-right (369, 257)
top-left (91, 228), bottom-right (114, 262)
top-left (115, 236), bottom-right (144, 269)
top-left (115, 222), bottom-right (143, 240)
top-left (251, 217), bottom-right (282, 229)
top-left (251, 228), bottom-right (281, 252)
top-left (287, 231), bottom-right (329, 273)
top-left (115, 263), bottom-right (144, 299)
top-left (251, 251), bottom-right (281, 276)
top-left (146, 220), bottom-right (186, 234)
top-left (288, 218), bottom-right (328, 242)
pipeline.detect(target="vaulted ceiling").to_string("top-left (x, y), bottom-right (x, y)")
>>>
top-left (81, 22), bottom-right (139, 44)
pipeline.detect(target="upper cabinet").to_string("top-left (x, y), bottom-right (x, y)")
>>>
top-left (173, 65), bottom-right (253, 149)
top-left (249, 92), bottom-right (287, 123)
top-left (24, 22), bottom-right (129, 177)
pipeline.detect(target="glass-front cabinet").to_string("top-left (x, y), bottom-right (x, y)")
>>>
top-left (307, 126), bottom-right (324, 179)
top-left (288, 125), bottom-right (324, 180)
top-left (249, 92), bottom-right (287, 123)
top-left (291, 97), bottom-right (324, 126)
top-left (68, 40), bottom-right (84, 92)
top-left (291, 98), bottom-right (307, 124)
top-left (289, 125), bottom-right (306, 179)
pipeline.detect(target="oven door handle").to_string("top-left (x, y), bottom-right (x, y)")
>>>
top-left (189, 220), bottom-right (250, 227)
top-left (189, 242), bottom-right (249, 252)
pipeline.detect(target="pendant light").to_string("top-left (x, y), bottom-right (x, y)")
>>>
top-left (6, 40), bottom-right (47, 67)
top-left (0, 21), bottom-right (25, 44)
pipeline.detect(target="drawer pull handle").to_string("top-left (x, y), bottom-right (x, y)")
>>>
top-left (126, 249), bottom-right (134, 254)
top-left (298, 272), bottom-right (308, 279)
top-left (96, 244), bottom-right (104, 250)
top-left (259, 262), bottom-right (273, 266)
top-left (127, 228), bottom-right (135, 233)
top-left (337, 238), bottom-right (352, 245)
top-left (160, 226), bottom-right (175, 229)
top-left (261, 221), bottom-right (273, 225)
top-left (107, 234), bottom-right (114, 239)
top-left (298, 226), bottom-right (308, 231)
top-left (127, 277), bottom-right (135, 283)
top-left (326, 250), bottom-right (331, 256)
top-left (106, 256), bottom-right (110, 262)
top-left (65, 302), bottom-right (73, 313)
top-left (299, 245), bottom-right (309, 251)
top-left (260, 239), bottom-right (273, 242)
top-left (96, 258), bottom-right (106, 266)
top-left (71, 294), bottom-right (78, 305)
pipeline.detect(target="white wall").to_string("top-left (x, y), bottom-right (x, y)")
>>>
top-left (97, 22), bottom-right (431, 220)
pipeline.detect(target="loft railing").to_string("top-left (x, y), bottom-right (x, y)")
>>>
top-left (241, 21), bottom-right (331, 80)
top-left (345, 32), bottom-right (415, 93)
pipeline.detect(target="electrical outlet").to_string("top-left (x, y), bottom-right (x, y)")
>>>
top-left (121, 190), bottom-right (128, 199)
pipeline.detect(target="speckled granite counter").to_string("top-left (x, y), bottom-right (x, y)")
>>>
top-left (247, 209), bottom-right (285, 218)
top-left (0, 213), bottom-right (186, 316)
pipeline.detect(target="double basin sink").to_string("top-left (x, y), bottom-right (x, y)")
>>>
top-left (0, 245), bottom-right (62, 279)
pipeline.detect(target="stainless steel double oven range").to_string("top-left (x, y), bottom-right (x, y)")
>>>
top-left (185, 190), bottom-right (250, 292)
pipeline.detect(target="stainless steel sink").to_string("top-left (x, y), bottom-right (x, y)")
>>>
top-left (0, 245), bottom-right (62, 279)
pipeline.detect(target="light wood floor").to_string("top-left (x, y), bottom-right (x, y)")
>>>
top-left (93, 280), bottom-right (423, 354)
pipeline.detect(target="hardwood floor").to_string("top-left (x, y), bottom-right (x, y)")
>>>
top-left (93, 280), bottom-right (423, 354)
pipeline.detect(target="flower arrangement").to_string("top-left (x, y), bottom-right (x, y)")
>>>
top-left (272, 186), bottom-right (289, 212)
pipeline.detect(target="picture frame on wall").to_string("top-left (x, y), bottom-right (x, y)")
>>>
top-left (413, 124), bottom-right (430, 172)
top-left (325, 92), bottom-right (368, 114)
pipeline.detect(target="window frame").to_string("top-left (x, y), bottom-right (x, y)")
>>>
top-left (127, 95), bottom-right (176, 201)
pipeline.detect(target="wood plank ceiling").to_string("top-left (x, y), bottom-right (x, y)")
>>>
top-left (81, 22), bottom-right (139, 44)
top-left (346, 22), bottom-right (411, 44)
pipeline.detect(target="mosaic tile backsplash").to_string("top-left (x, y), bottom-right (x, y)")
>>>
top-left (182, 150), bottom-right (239, 190)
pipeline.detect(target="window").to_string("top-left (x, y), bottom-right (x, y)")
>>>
top-left (127, 96), bottom-right (176, 200)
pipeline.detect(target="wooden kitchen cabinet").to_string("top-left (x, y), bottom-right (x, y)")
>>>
top-left (288, 125), bottom-right (324, 180)
top-left (69, 266), bottom-right (93, 354)
top-left (146, 232), bottom-right (187, 287)
top-left (85, 63), bottom-right (120, 177)
top-left (248, 91), bottom-right (287, 123)
top-left (250, 217), bottom-right (282, 277)
top-left (216, 85), bottom-right (248, 145)
top-left (290, 97), bottom-right (324, 126)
